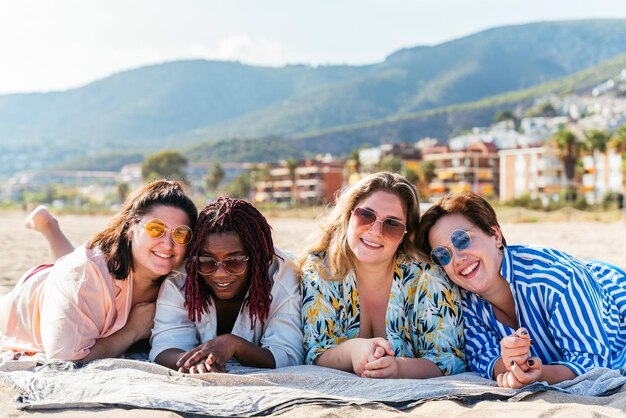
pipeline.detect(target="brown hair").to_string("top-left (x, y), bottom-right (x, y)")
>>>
top-left (298, 171), bottom-right (421, 280)
top-left (184, 197), bottom-right (275, 326)
top-left (416, 192), bottom-right (506, 257)
top-left (88, 179), bottom-right (197, 282)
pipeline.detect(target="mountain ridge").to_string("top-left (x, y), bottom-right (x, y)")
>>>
top-left (2, 19), bottom-right (626, 176)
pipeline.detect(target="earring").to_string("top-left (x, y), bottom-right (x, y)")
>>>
top-left (496, 241), bottom-right (504, 254)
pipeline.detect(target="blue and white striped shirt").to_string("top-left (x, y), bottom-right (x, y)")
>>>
top-left (463, 245), bottom-right (626, 379)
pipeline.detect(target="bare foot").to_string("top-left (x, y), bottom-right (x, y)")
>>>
top-left (24, 205), bottom-right (57, 233)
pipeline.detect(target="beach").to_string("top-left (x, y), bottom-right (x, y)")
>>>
top-left (2, 210), bottom-right (626, 295)
top-left (2, 210), bottom-right (626, 416)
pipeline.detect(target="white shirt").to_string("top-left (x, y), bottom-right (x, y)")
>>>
top-left (149, 247), bottom-right (304, 368)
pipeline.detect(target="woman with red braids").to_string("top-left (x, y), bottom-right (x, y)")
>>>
top-left (149, 197), bottom-right (304, 373)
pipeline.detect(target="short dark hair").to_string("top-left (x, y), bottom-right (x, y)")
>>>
top-left (184, 197), bottom-right (275, 326)
top-left (89, 179), bottom-right (197, 283)
top-left (417, 192), bottom-right (506, 258)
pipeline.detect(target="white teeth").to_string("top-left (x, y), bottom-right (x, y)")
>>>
top-left (362, 239), bottom-right (382, 248)
top-left (153, 251), bottom-right (173, 259)
top-left (215, 282), bottom-right (232, 288)
top-left (461, 262), bottom-right (479, 276)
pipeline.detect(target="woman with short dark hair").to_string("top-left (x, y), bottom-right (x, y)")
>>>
top-left (417, 191), bottom-right (626, 388)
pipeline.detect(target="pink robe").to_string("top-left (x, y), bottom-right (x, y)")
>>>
top-left (0, 245), bottom-right (132, 361)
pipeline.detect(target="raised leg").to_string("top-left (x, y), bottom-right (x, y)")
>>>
top-left (24, 205), bottom-right (75, 262)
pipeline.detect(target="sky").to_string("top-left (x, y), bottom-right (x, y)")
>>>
top-left (1, 0), bottom-right (626, 95)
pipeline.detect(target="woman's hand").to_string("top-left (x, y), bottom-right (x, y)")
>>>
top-left (124, 301), bottom-right (156, 342)
top-left (496, 357), bottom-right (543, 388)
top-left (176, 334), bottom-right (239, 374)
top-left (351, 337), bottom-right (394, 377)
top-left (362, 345), bottom-right (398, 378)
top-left (500, 327), bottom-right (532, 372)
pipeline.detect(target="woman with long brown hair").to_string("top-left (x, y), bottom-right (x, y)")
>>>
top-left (1, 180), bottom-right (197, 362)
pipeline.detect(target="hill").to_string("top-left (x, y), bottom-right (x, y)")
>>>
top-left (2, 19), bottom-right (626, 176)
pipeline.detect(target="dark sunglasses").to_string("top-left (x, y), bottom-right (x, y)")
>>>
top-left (193, 255), bottom-right (249, 276)
top-left (351, 207), bottom-right (407, 241)
top-left (430, 228), bottom-right (473, 266)
top-left (141, 218), bottom-right (193, 246)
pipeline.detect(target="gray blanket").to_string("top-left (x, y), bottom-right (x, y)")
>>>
top-left (1, 356), bottom-right (625, 416)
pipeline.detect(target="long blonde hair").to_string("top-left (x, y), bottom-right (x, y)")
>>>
top-left (298, 171), bottom-right (421, 280)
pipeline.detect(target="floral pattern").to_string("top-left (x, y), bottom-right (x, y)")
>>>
top-left (301, 252), bottom-right (467, 375)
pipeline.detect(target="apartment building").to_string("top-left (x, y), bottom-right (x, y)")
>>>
top-left (253, 159), bottom-right (344, 205)
top-left (423, 142), bottom-right (500, 198)
top-left (498, 146), bottom-right (563, 204)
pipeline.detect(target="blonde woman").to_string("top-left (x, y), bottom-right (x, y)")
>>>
top-left (299, 172), bottom-right (466, 378)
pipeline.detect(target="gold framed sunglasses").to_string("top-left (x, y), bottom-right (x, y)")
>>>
top-left (350, 207), bottom-right (407, 241)
top-left (141, 218), bottom-right (193, 246)
top-left (192, 255), bottom-right (249, 276)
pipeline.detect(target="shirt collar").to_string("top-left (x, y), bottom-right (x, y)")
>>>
top-left (500, 245), bottom-right (515, 286)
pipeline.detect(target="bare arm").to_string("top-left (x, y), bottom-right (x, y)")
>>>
top-left (155, 348), bottom-right (186, 370)
top-left (80, 301), bottom-right (155, 362)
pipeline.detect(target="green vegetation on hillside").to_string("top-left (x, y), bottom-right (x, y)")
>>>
top-left (2, 20), bottom-right (626, 177)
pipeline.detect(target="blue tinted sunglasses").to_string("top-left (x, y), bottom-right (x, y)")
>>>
top-left (430, 228), bottom-right (473, 266)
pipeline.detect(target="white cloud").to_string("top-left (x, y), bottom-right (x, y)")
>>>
top-left (185, 35), bottom-right (288, 67)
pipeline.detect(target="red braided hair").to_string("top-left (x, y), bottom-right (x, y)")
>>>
top-left (184, 197), bottom-right (275, 327)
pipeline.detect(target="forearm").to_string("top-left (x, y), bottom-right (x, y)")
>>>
top-left (395, 357), bottom-right (443, 379)
top-left (80, 326), bottom-right (142, 362)
top-left (314, 338), bottom-right (363, 373)
top-left (231, 335), bottom-right (276, 369)
top-left (154, 348), bottom-right (186, 370)
top-left (539, 364), bottom-right (576, 384)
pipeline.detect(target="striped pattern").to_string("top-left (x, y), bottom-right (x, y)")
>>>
top-left (463, 245), bottom-right (626, 379)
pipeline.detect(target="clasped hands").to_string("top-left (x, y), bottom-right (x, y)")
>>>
top-left (176, 334), bottom-right (237, 374)
top-left (497, 327), bottom-right (542, 388)
top-left (352, 337), bottom-right (397, 378)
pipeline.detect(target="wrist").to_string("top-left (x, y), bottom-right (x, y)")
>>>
top-left (227, 334), bottom-right (244, 359)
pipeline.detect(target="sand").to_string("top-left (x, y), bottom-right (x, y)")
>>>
top-left (2, 210), bottom-right (626, 416)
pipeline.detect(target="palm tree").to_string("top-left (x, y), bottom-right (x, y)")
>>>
top-left (610, 124), bottom-right (626, 206)
top-left (285, 158), bottom-right (299, 205)
top-left (205, 162), bottom-right (225, 193)
top-left (552, 127), bottom-right (582, 203)
top-left (584, 129), bottom-right (610, 204)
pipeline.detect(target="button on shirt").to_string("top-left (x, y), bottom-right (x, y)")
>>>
top-left (463, 245), bottom-right (626, 379)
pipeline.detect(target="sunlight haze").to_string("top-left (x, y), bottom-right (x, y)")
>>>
top-left (1, 0), bottom-right (625, 94)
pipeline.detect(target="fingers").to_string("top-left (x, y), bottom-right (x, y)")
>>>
top-left (526, 356), bottom-right (542, 371)
top-left (373, 346), bottom-right (387, 359)
top-left (500, 335), bottom-right (532, 350)
top-left (176, 349), bottom-right (197, 369)
top-left (177, 348), bottom-right (211, 370)
top-left (506, 355), bottom-right (531, 372)
top-left (506, 358), bottom-right (542, 387)
top-left (206, 352), bottom-right (216, 365)
top-left (371, 337), bottom-right (394, 356)
top-left (362, 356), bottom-right (396, 378)
top-left (188, 362), bottom-right (209, 374)
top-left (497, 370), bottom-right (523, 389)
top-left (515, 327), bottom-right (528, 338)
top-left (204, 353), bottom-right (226, 373)
top-left (364, 355), bottom-right (393, 371)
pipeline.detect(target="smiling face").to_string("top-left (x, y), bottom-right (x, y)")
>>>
top-left (129, 204), bottom-right (191, 282)
top-left (427, 213), bottom-right (503, 296)
top-left (347, 190), bottom-right (407, 269)
top-left (199, 231), bottom-right (250, 301)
